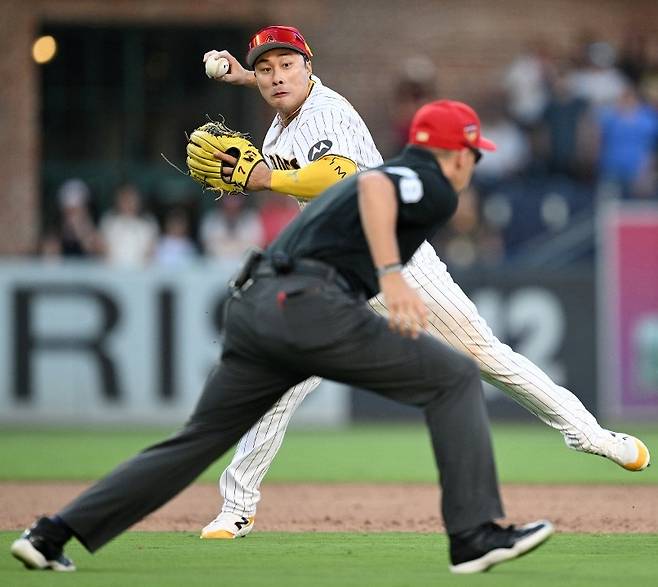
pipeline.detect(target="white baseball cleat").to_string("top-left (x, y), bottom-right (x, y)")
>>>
top-left (200, 512), bottom-right (255, 539)
top-left (600, 431), bottom-right (651, 471)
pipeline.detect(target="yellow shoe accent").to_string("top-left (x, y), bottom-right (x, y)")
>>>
top-left (624, 439), bottom-right (651, 471)
top-left (201, 530), bottom-right (237, 540)
top-left (200, 516), bottom-right (255, 539)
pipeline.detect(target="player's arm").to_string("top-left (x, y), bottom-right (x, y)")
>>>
top-left (213, 152), bottom-right (357, 198)
top-left (271, 112), bottom-right (363, 199)
top-left (270, 155), bottom-right (357, 199)
top-left (203, 50), bottom-right (258, 88)
top-left (357, 171), bottom-right (428, 339)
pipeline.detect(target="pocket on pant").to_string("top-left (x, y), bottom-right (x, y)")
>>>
top-left (281, 288), bottom-right (360, 351)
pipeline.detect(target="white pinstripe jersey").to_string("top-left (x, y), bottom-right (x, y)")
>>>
top-left (261, 76), bottom-right (383, 183)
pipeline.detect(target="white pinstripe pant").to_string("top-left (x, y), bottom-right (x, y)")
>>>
top-left (219, 241), bottom-right (605, 516)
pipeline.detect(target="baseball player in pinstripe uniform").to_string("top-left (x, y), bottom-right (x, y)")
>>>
top-left (200, 25), bottom-right (650, 539)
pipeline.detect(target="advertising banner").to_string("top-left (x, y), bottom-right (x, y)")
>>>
top-left (599, 204), bottom-right (658, 419)
top-left (0, 261), bottom-right (348, 426)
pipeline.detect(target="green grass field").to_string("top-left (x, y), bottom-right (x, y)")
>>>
top-left (1, 424), bottom-right (656, 586)
top-left (2, 532), bottom-right (657, 587)
top-left (0, 423), bottom-right (656, 483)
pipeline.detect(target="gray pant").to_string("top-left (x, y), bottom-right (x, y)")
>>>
top-left (59, 271), bottom-right (503, 552)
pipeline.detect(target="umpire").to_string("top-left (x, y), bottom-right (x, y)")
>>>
top-left (11, 100), bottom-right (553, 575)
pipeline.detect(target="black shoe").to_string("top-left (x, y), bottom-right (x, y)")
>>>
top-left (449, 519), bottom-right (553, 574)
top-left (10, 517), bottom-right (76, 572)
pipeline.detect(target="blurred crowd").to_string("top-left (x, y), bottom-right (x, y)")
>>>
top-left (392, 33), bottom-right (658, 268)
top-left (38, 179), bottom-right (299, 268)
top-left (37, 33), bottom-right (658, 270)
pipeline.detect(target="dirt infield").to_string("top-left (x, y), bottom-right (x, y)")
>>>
top-left (1, 482), bottom-right (656, 533)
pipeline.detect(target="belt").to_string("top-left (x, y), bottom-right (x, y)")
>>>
top-left (253, 257), bottom-right (353, 294)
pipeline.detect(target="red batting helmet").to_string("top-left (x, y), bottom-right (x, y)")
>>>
top-left (246, 25), bottom-right (313, 68)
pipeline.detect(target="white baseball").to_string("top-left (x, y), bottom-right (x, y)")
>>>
top-left (205, 56), bottom-right (229, 79)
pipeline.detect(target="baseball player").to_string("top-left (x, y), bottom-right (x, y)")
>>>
top-left (198, 25), bottom-right (651, 540)
top-left (12, 99), bottom-right (554, 574)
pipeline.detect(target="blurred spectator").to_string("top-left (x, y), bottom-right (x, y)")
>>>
top-left (258, 194), bottom-right (299, 246)
top-left (567, 41), bottom-right (628, 107)
top-left (200, 196), bottom-right (264, 261)
top-left (618, 33), bottom-right (650, 87)
top-left (56, 178), bottom-right (101, 257)
top-left (473, 95), bottom-right (530, 189)
top-left (503, 40), bottom-right (554, 128)
top-left (390, 55), bottom-right (439, 152)
top-left (154, 208), bottom-right (198, 267)
top-left (99, 183), bottom-right (159, 267)
top-left (594, 85), bottom-right (658, 199)
top-left (37, 229), bottom-right (63, 263)
top-left (433, 186), bottom-right (503, 269)
top-left (639, 39), bottom-right (658, 110)
top-left (540, 67), bottom-right (589, 178)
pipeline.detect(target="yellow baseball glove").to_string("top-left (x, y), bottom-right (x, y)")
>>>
top-left (186, 121), bottom-right (264, 194)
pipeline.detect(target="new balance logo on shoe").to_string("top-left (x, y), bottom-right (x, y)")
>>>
top-left (200, 513), bottom-right (255, 539)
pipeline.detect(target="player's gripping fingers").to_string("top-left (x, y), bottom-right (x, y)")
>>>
top-left (203, 50), bottom-right (251, 85)
top-left (203, 50), bottom-right (234, 62)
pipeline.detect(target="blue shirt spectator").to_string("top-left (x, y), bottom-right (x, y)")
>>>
top-left (597, 88), bottom-right (658, 197)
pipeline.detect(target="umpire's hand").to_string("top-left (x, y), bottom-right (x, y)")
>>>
top-left (379, 272), bottom-right (429, 339)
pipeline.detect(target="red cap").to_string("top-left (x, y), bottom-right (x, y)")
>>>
top-left (246, 25), bottom-right (313, 67)
top-left (408, 100), bottom-right (496, 153)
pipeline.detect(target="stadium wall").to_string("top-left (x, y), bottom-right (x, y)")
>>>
top-left (2, 0), bottom-right (658, 253)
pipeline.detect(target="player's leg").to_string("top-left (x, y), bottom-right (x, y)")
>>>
top-left (378, 241), bottom-right (649, 471)
top-left (202, 375), bottom-right (321, 538)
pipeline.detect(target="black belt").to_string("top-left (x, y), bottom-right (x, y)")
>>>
top-left (253, 257), bottom-right (353, 294)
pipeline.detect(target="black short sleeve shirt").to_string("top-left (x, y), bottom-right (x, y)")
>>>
top-left (269, 146), bottom-right (459, 297)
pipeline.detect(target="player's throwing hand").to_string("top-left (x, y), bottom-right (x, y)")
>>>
top-left (202, 50), bottom-right (256, 87)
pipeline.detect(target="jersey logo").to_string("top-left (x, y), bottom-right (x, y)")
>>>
top-left (308, 140), bottom-right (333, 161)
top-left (268, 154), bottom-right (300, 171)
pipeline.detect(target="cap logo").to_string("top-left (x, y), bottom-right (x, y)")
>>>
top-left (415, 131), bottom-right (430, 143)
top-left (266, 35), bottom-right (274, 42)
top-left (464, 123), bottom-right (478, 144)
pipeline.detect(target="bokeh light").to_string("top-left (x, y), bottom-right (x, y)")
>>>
top-left (32, 35), bottom-right (57, 64)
